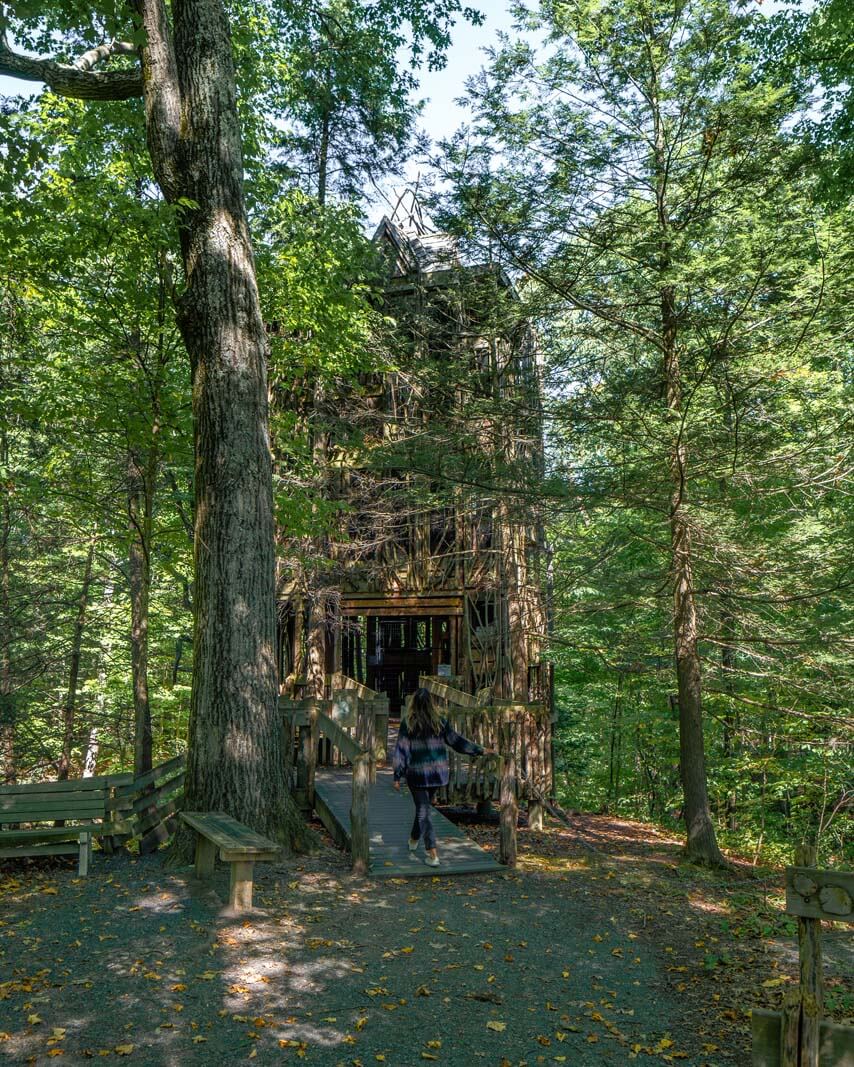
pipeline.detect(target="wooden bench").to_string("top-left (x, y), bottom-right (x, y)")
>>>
top-left (179, 812), bottom-right (281, 912)
top-left (0, 775), bottom-right (132, 876)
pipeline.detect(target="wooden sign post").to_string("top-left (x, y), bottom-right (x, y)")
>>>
top-left (751, 846), bottom-right (854, 1067)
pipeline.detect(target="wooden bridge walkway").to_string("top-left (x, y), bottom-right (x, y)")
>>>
top-left (314, 767), bottom-right (503, 878)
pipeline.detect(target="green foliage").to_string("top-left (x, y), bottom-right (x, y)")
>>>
top-left (763, 0), bottom-right (854, 203)
top-left (436, 0), bottom-right (853, 865)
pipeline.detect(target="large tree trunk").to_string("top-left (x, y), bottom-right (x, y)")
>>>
top-left (670, 501), bottom-right (723, 863)
top-left (654, 88), bottom-right (724, 866)
top-left (0, 0), bottom-right (310, 847)
top-left (57, 537), bottom-right (96, 780)
top-left (662, 286), bottom-right (724, 866)
top-left (128, 447), bottom-right (154, 777)
top-left (0, 421), bottom-right (14, 784)
top-left (135, 0), bottom-right (307, 851)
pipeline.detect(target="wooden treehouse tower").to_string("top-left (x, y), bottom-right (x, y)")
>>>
top-left (277, 191), bottom-right (554, 806)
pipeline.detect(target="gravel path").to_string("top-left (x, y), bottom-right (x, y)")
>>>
top-left (0, 821), bottom-right (759, 1066)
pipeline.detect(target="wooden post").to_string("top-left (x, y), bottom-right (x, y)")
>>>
top-left (528, 799), bottom-right (544, 831)
top-left (77, 831), bottom-right (91, 877)
top-left (307, 701), bottom-right (319, 809)
top-left (295, 722), bottom-right (311, 811)
top-left (350, 751), bottom-right (371, 875)
top-left (355, 699), bottom-right (373, 763)
top-left (195, 834), bottom-right (216, 878)
top-left (229, 860), bottom-right (255, 912)
top-left (281, 710), bottom-right (293, 782)
top-left (781, 989), bottom-right (800, 1067)
top-left (499, 722), bottom-right (517, 867)
top-left (795, 843), bottom-right (823, 1067)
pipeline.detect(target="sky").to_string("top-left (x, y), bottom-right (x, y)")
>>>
top-left (0, 0), bottom-right (799, 226)
top-left (366, 0), bottom-right (519, 223)
top-left (0, 0), bottom-right (516, 133)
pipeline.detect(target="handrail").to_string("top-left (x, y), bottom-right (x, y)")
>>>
top-left (419, 677), bottom-right (547, 720)
top-left (285, 699), bottom-right (372, 874)
top-left (329, 673), bottom-right (382, 701)
top-left (418, 675), bottom-right (485, 709)
top-left (316, 711), bottom-right (363, 763)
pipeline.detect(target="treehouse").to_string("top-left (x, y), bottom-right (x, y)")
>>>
top-left (276, 192), bottom-right (554, 806)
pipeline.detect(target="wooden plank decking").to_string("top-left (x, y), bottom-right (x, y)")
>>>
top-left (314, 768), bottom-right (503, 878)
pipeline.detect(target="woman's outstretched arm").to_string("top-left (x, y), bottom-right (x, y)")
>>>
top-left (442, 721), bottom-right (488, 758)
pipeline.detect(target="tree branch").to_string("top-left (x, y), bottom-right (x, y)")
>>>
top-left (74, 40), bottom-right (136, 72)
top-left (131, 0), bottom-right (184, 202)
top-left (0, 39), bottom-right (142, 100)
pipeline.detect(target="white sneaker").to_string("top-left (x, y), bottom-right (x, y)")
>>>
top-left (408, 838), bottom-right (419, 853)
top-left (425, 854), bottom-right (440, 867)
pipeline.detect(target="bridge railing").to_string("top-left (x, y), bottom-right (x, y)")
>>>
top-left (418, 675), bottom-right (552, 807)
top-left (281, 696), bottom-right (373, 874)
top-left (418, 675), bottom-right (555, 865)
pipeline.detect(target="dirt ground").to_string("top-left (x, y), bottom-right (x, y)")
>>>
top-left (0, 813), bottom-right (850, 1066)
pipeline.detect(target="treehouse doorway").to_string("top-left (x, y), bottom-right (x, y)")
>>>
top-left (359, 615), bottom-right (453, 716)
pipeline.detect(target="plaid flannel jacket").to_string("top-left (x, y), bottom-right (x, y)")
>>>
top-left (393, 718), bottom-right (484, 788)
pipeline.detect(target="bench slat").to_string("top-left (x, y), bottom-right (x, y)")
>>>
top-left (0, 776), bottom-right (120, 796)
top-left (0, 824), bottom-right (103, 844)
top-left (180, 812), bottom-right (279, 856)
top-left (0, 841), bottom-right (82, 859)
top-left (1, 796), bottom-right (107, 814)
top-left (0, 812), bottom-right (106, 826)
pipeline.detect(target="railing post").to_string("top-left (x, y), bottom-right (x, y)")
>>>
top-left (307, 701), bottom-right (319, 809)
top-left (795, 842), bottom-right (823, 1067)
top-left (355, 698), bottom-right (377, 783)
top-left (350, 751), bottom-right (371, 875)
top-left (499, 719), bottom-right (517, 867)
top-left (373, 698), bottom-right (389, 763)
top-left (295, 711), bottom-right (312, 813)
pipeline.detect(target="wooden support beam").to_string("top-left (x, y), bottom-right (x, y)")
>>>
top-left (350, 752), bottom-right (371, 875)
top-left (751, 1009), bottom-right (854, 1067)
top-left (307, 703), bottom-right (319, 808)
top-left (794, 844), bottom-right (824, 1067)
top-left (528, 799), bottom-right (544, 831)
top-left (77, 831), bottom-right (91, 877)
top-left (499, 726), bottom-right (517, 868)
top-left (195, 834), bottom-right (216, 879)
top-left (229, 860), bottom-right (255, 912)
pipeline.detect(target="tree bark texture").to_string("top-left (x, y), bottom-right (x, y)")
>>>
top-left (57, 538), bottom-right (96, 780)
top-left (128, 448), bottom-right (154, 777)
top-left (0, 1), bottom-right (313, 849)
top-left (133, 0), bottom-right (300, 848)
top-left (652, 73), bottom-right (724, 866)
top-left (0, 420), bottom-right (14, 784)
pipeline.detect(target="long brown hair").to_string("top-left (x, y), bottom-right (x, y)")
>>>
top-left (406, 688), bottom-right (442, 738)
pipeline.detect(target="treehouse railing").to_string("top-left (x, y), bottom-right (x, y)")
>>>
top-left (281, 685), bottom-right (389, 770)
top-left (418, 675), bottom-right (554, 823)
top-left (282, 698), bottom-right (373, 873)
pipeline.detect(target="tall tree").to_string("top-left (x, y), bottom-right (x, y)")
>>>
top-left (436, 0), bottom-right (844, 863)
top-left (1, 0), bottom-right (478, 845)
top-left (1, 1), bottom-right (292, 840)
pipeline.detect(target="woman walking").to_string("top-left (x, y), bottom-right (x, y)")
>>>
top-left (393, 687), bottom-right (494, 867)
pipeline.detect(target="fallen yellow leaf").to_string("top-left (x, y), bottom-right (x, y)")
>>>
top-left (486, 1021), bottom-right (506, 1032)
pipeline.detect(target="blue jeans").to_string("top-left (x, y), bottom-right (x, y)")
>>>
top-left (409, 786), bottom-right (438, 850)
